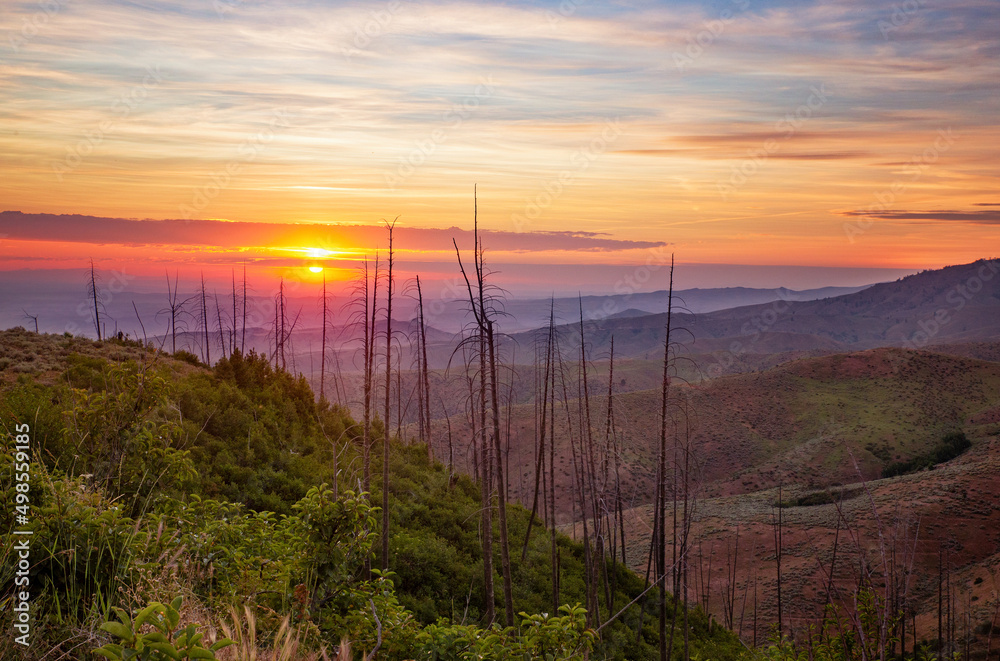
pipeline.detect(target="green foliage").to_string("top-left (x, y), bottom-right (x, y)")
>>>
top-left (174, 350), bottom-right (339, 514)
top-left (294, 484), bottom-right (417, 653)
top-left (753, 587), bottom-right (902, 661)
top-left (1, 339), bottom-right (746, 661)
top-left (94, 596), bottom-right (234, 660)
top-left (148, 494), bottom-right (303, 606)
top-left (172, 350), bottom-right (203, 367)
top-left (295, 485), bottom-right (376, 602)
top-left (412, 604), bottom-right (595, 660)
top-left (0, 377), bottom-right (67, 458)
top-left (61, 362), bottom-right (196, 512)
top-left (31, 473), bottom-right (144, 628)
top-left (882, 431), bottom-right (971, 478)
top-left (518, 603), bottom-right (596, 659)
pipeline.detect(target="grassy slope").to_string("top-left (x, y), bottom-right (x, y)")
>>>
top-left (553, 345), bottom-right (1000, 652)
top-left (443, 346), bottom-right (1000, 521)
top-left (0, 327), bottom-right (741, 661)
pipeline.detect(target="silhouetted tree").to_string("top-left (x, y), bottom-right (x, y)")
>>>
top-left (382, 219), bottom-right (396, 571)
top-left (453, 188), bottom-right (514, 625)
top-left (21, 309), bottom-right (38, 333)
top-left (88, 259), bottom-right (103, 340)
top-left (199, 273), bottom-right (210, 364)
top-left (159, 270), bottom-right (193, 354)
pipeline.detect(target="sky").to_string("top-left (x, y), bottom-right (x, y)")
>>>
top-left (1, 0), bottom-right (998, 296)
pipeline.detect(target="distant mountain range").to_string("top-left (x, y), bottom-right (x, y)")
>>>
top-left (3, 259), bottom-right (998, 379)
top-left (509, 258), bottom-right (1000, 366)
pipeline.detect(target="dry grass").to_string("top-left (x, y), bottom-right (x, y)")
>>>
top-left (607, 433), bottom-right (1000, 651)
top-left (216, 606), bottom-right (339, 661)
top-left (0, 327), bottom-right (203, 387)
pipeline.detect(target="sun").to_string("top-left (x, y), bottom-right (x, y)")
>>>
top-left (308, 266), bottom-right (323, 273)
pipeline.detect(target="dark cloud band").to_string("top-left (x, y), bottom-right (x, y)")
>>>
top-left (0, 211), bottom-right (665, 253)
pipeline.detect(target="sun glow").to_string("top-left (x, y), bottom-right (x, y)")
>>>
top-left (309, 265), bottom-right (323, 273)
top-left (274, 246), bottom-right (353, 260)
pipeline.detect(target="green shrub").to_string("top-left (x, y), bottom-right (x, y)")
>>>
top-left (172, 350), bottom-right (203, 366)
top-left (94, 596), bottom-right (234, 660)
top-left (882, 432), bottom-right (971, 478)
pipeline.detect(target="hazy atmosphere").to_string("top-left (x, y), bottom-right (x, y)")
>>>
top-left (2, 1), bottom-right (999, 661)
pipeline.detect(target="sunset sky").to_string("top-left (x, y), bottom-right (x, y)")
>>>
top-left (1, 0), bottom-right (998, 294)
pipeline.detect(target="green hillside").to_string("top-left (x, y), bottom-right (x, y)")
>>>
top-left (0, 328), bottom-right (741, 661)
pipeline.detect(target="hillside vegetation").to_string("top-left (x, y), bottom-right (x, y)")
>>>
top-left (0, 328), bottom-right (741, 660)
top-left (434, 345), bottom-right (1000, 524)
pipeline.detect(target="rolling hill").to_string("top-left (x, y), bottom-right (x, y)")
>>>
top-left (504, 258), bottom-right (1000, 369)
top-left (428, 345), bottom-right (1000, 522)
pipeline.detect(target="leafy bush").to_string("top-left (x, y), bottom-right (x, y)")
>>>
top-left (882, 432), bottom-right (971, 478)
top-left (94, 596), bottom-right (233, 660)
top-left (173, 350), bottom-right (203, 367)
top-left (1, 337), bottom-right (745, 660)
top-left (774, 488), bottom-right (863, 508)
top-left (32, 474), bottom-right (145, 628)
top-left (60, 362), bottom-right (197, 513)
top-left (412, 603), bottom-right (595, 660)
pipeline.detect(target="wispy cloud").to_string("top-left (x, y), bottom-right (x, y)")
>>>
top-left (839, 208), bottom-right (1000, 225)
top-left (0, 0), bottom-right (998, 272)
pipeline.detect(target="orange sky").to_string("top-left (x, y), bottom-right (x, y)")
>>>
top-left (1, 0), bottom-right (998, 288)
